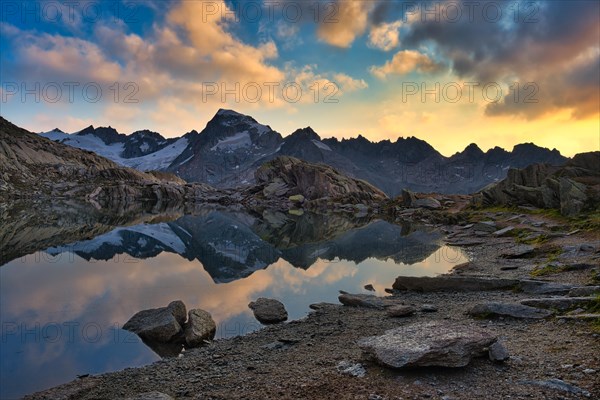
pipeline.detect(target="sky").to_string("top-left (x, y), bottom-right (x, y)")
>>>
top-left (0, 0), bottom-right (598, 156)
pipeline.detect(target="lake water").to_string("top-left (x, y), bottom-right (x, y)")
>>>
top-left (0, 209), bottom-right (466, 398)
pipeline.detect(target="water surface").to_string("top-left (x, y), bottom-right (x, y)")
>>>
top-left (0, 208), bottom-right (466, 398)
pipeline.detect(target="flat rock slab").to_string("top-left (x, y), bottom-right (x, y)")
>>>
top-left (517, 280), bottom-right (575, 295)
top-left (393, 276), bottom-right (519, 292)
top-left (248, 298), bottom-right (288, 324)
top-left (569, 286), bottom-right (600, 297)
top-left (446, 239), bottom-right (486, 247)
top-left (520, 297), bottom-right (595, 311)
top-left (519, 379), bottom-right (590, 397)
top-left (126, 392), bottom-right (174, 400)
top-left (500, 245), bottom-right (535, 259)
top-left (123, 301), bottom-right (186, 343)
top-left (339, 293), bottom-right (385, 309)
top-left (468, 302), bottom-right (553, 319)
top-left (358, 321), bottom-right (497, 368)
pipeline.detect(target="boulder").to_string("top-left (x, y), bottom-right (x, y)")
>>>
top-left (123, 301), bottom-right (186, 343)
top-left (468, 302), bottom-right (553, 319)
top-left (392, 276), bottom-right (519, 292)
top-left (184, 309), bottom-right (216, 347)
top-left (338, 293), bottom-right (385, 309)
top-left (248, 298), bottom-right (288, 324)
top-left (358, 321), bottom-right (497, 368)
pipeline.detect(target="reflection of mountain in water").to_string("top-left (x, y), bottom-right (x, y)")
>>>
top-left (4, 205), bottom-right (444, 283)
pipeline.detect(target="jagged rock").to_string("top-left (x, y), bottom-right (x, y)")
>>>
top-left (568, 286), bottom-right (600, 297)
top-left (481, 152), bottom-right (600, 216)
top-left (358, 321), bottom-right (497, 368)
top-left (338, 293), bottom-right (385, 309)
top-left (123, 301), bottom-right (186, 343)
top-left (520, 297), bottom-right (595, 311)
top-left (488, 341), bottom-right (509, 362)
top-left (364, 284), bottom-right (375, 291)
top-left (248, 298), bottom-right (288, 324)
top-left (184, 309), bottom-right (216, 347)
top-left (468, 302), bottom-right (553, 319)
top-left (255, 156), bottom-right (388, 205)
top-left (392, 276), bottom-right (519, 292)
top-left (386, 305), bottom-right (416, 317)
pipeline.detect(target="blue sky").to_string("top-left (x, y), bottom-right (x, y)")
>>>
top-left (1, 0), bottom-right (598, 156)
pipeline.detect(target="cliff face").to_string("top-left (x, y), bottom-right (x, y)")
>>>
top-left (480, 152), bottom-right (600, 216)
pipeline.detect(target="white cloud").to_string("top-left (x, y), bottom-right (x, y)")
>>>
top-left (370, 50), bottom-right (442, 79)
top-left (368, 21), bottom-right (402, 51)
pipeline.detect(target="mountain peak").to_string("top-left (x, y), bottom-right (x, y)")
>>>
top-left (288, 127), bottom-right (321, 141)
top-left (216, 108), bottom-right (244, 118)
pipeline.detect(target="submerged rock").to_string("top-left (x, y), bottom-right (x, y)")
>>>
top-left (358, 321), bottom-right (497, 368)
top-left (184, 309), bottom-right (216, 347)
top-left (123, 301), bottom-right (186, 343)
top-left (248, 298), bottom-right (288, 324)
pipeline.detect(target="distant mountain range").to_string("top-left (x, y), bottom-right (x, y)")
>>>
top-left (39, 109), bottom-right (568, 196)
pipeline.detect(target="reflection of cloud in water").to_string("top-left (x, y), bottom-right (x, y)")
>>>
top-left (0, 226), bottom-right (466, 399)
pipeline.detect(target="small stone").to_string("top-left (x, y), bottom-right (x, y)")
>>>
top-left (338, 293), bottom-right (385, 309)
top-left (583, 368), bottom-right (596, 374)
top-left (387, 305), bottom-right (416, 317)
top-left (336, 361), bottom-right (366, 377)
top-left (364, 284), bottom-right (375, 292)
top-left (420, 304), bottom-right (438, 312)
top-left (488, 341), bottom-right (509, 362)
top-left (493, 226), bottom-right (514, 236)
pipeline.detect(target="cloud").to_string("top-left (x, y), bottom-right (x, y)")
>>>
top-left (368, 21), bottom-right (402, 51)
top-left (332, 73), bottom-right (368, 92)
top-left (316, 0), bottom-right (374, 48)
top-left (400, 0), bottom-right (600, 119)
top-left (370, 50), bottom-right (442, 79)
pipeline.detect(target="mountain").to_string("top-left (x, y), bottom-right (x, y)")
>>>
top-left (0, 117), bottom-right (212, 205)
top-left (38, 109), bottom-right (569, 196)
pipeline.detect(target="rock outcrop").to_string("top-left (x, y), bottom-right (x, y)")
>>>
top-left (480, 152), bottom-right (600, 215)
top-left (254, 156), bottom-right (388, 206)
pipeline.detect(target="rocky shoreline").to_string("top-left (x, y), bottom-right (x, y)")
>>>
top-left (26, 207), bottom-right (600, 400)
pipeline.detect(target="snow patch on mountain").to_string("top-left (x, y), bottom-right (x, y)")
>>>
top-left (312, 139), bottom-right (332, 151)
top-left (40, 130), bottom-right (187, 171)
top-left (123, 137), bottom-right (188, 170)
top-left (210, 131), bottom-right (252, 151)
